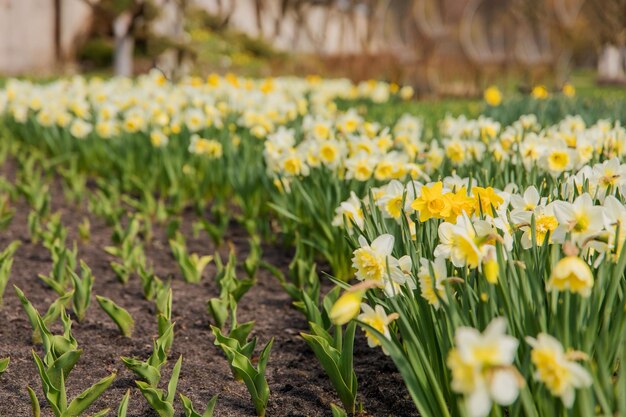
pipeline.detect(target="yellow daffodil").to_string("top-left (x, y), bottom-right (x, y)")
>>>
top-left (483, 86), bottom-right (502, 106)
top-left (411, 182), bottom-right (452, 222)
top-left (531, 85), bottom-right (549, 100)
top-left (548, 256), bottom-right (594, 297)
top-left (562, 83), bottom-right (575, 97)
top-left (472, 187), bottom-right (504, 217)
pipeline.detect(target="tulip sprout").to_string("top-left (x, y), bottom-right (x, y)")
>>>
top-left (96, 295), bottom-right (135, 337)
top-left (0, 240), bottom-right (19, 307)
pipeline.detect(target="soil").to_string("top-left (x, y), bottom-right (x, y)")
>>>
top-left (0, 164), bottom-right (419, 417)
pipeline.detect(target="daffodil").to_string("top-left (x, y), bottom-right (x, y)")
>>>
top-left (482, 247), bottom-right (499, 284)
top-left (553, 194), bottom-right (604, 247)
top-left (351, 234), bottom-right (395, 283)
top-left (548, 256), bottom-right (594, 297)
top-left (69, 119), bottom-right (92, 139)
top-left (562, 83), bottom-right (576, 97)
top-left (332, 192), bottom-right (365, 230)
top-left (510, 185), bottom-right (544, 214)
top-left (603, 195), bottom-right (626, 255)
top-left (483, 86), bottom-right (502, 107)
top-left (544, 147), bottom-right (573, 175)
top-left (357, 304), bottom-right (398, 354)
top-left (519, 204), bottom-right (561, 249)
top-left (592, 157), bottom-right (626, 200)
top-left (435, 213), bottom-right (482, 268)
top-left (447, 318), bottom-right (522, 417)
top-left (375, 180), bottom-right (414, 221)
top-left (411, 182), bottom-right (452, 222)
top-left (189, 135), bottom-right (223, 158)
top-left (417, 256), bottom-right (448, 308)
top-left (531, 85), bottom-right (549, 100)
top-left (526, 333), bottom-right (591, 407)
top-left (472, 187), bottom-right (504, 217)
top-left (445, 187), bottom-right (475, 222)
top-left (444, 138), bottom-right (467, 165)
top-left (329, 290), bottom-right (365, 325)
top-left (150, 129), bottom-right (169, 148)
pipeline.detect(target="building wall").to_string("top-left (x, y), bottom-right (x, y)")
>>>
top-left (0, 0), bottom-right (90, 75)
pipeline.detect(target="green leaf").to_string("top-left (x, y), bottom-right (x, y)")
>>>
top-left (217, 339), bottom-right (272, 417)
top-left (135, 381), bottom-right (174, 417)
top-left (339, 322), bottom-right (356, 387)
top-left (0, 357), bottom-right (8, 374)
top-left (207, 297), bottom-right (229, 329)
top-left (0, 240), bottom-right (21, 261)
top-left (14, 285), bottom-right (44, 342)
top-left (330, 403), bottom-right (348, 417)
top-left (70, 261), bottom-right (94, 322)
top-left (48, 349), bottom-right (82, 387)
top-left (38, 274), bottom-right (68, 296)
top-left (179, 394), bottom-right (200, 417)
top-left (32, 350), bottom-right (66, 416)
top-left (301, 331), bottom-right (355, 413)
top-left (110, 262), bottom-right (131, 284)
top-left (203, 395), bottom-right (218, 417)
top-left (121, 357), bottom-right (162, 387)
top-left (64, 372), bottom-right (116, 416)
top-left (27, 386), bottom-right (41, 417)
top-left (165, 356), bottom-right (182, 404)
top-left (229, 321), bottom-right (255, 346)
top-left (96, 296), bottom-right (134, 337)
top-left (180, 393), bottom-right (219, 417)
top-left (0, 256), bottom-right (14, 307)
top-left (154, 320), bottom-right (175, 358)
top-left (256, 338), bottom-right (274, 380)
top-left (43, 291), bottom-right (74, 327)
top-left (117, 389), bottom-right (131, 417)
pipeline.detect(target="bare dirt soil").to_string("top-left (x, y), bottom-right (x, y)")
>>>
top-left (0, 170), bottom-right (419, 417)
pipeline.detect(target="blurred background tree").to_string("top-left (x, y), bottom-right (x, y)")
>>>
top-left (1, 0), bottom-right (624, 94)
top-left (584, 0), bottom-right (626, 84)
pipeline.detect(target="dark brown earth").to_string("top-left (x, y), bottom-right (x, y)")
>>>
top-left (0, 168), bottom-right (419, 417)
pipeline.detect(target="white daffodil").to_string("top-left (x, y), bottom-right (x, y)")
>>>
top-left (417, 256), bottom-right (448, 308)
top-left (351, 234), bottom-right (395, 283)
top-left (519, 203), bottom-right (562, 249)
top-left (510, 185), bottom-right (545, 215)
top-left (526, 333), bottom-right (592, 408)
top-left (603, 195), bottom-right (626, 255)
top-left (357, 303), bottom-right (398, 354)
top-left (383, 255), bottom-right (416, 297)
top-left (447, 318), bottom-right (522, 417)
top-left (592, 157), bottom-right (626, 201)
top-left (435, 213), bottom-right (482, 269)
top-left (553, 193), bottom-right (605, 248)
top-left (332, 191), bottom-right (365, 230)
top-left (375, 180), bottom-right (414, 221)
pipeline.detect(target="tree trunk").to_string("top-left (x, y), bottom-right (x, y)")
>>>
top-left (113, 11), bottom-right (134, 77)
top-left (53, 0), bottom-right (62, 64)
top-left (598, 44), bottom-right (626, 83)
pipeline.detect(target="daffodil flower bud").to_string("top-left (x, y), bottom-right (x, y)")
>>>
top-left (330, 290), bottom-right (364, 325)
top-left (483, 258), bottom-right (499, 284)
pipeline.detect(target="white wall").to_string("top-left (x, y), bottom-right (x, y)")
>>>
top-left (0, 0), bottom-right (90, 75)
